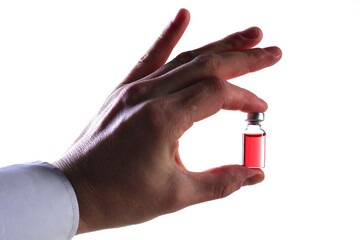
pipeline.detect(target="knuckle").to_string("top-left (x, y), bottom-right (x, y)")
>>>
top-left (223, 32), bottom-right (246, 50)
top-left (140, 98), bottom-right (179, 139)
top-left (207, 77), bottom-right (226, 92)
top-left (204, 77), bottom-right (227, 101)
top-left (194, 54), bottom-right (221, 73)
top-left (244, 49), bottom-right (256, 61)
top-left (174, 50), bottom-right (195, 65)
top-left (213, 183), bottom-right (232, 200)
top-left (211, 167), bottom-right (241, 200)
top-left (242, 49), bottom-right (257, 72)
top-left (243, 48), bottom-right (272, 72)
top-left (120, 82), bottom-right (147, 105)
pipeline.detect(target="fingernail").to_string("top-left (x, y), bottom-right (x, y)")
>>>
top-left (243, 174), bottom-right (264, 186)
top-left (264, 46), bottom-right (282, 57)
top-left (240, 27), bottom-right (259, 39)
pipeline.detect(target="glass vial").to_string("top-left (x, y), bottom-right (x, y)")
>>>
top-left (243, 113), bottom-right (266, 168)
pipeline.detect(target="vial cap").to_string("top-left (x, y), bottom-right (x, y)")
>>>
top-left (246, 112), bottom-right (265, 121)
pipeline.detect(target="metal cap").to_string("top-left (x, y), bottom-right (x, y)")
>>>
top-left (246, 112), bottom-right (265, 121)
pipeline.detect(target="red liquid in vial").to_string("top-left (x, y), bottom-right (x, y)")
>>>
top-left (243, 133), bottom-right (266, 168)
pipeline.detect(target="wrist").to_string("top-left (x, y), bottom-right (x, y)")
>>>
top-left (52, 160), bottom-right (94, 234)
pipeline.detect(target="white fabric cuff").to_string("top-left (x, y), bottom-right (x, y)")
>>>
top-left (0, 161), bottom-right (79, 240)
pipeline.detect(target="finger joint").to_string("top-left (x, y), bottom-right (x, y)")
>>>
top-left (174, 50), bottom-right (195, 65)
top-left (194, 54), bottom-right (221, 74)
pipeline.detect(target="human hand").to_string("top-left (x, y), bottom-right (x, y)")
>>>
top-left (53, 8), bottom-right (282, 234)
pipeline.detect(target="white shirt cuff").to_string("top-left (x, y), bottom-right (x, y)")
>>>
top-left (0, 161), bottom-right (79, 240)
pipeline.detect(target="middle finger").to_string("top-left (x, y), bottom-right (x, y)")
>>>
top-left (143, 27), bottom-right (262, 80)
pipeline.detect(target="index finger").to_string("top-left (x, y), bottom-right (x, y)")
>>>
top-left (165, 77), bottom-right (267, 137)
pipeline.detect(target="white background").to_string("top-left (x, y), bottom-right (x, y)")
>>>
top-left (1, 0), bottom-right (360, 239)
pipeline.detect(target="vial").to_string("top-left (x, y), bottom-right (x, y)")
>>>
top-left (243, 112), bottom-right (266, 168)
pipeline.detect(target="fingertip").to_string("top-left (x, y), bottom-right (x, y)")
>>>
top-left (264, 46), bottom-right (282, 58)
top-left (236, 27), bottom-right (263, 49)
top-left (244, 97), bottom-right (268, 113)
top-left (179, 8), bottom-right (190, 18)
top-left (240, 27), bottom-right (259, 39)
top-left (243, 94), bottom-right (268, 113)
top-left (254, 27), bottom-right (263, 42)
top-left (173, 8), bottom-right (190, 25)
top-left (255, 27), bottom-right (263, 38)
top-left (245, 27), bottom-right (263, 40)
top-left (258, 97), bottom-right (268, 111)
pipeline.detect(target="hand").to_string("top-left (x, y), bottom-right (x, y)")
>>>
top-left (53, 8), bottom-right (282, 234)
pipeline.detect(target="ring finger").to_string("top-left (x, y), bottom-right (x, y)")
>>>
top-left (147, 46), bottom-right (282, 97)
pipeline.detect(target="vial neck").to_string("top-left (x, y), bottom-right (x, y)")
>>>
top-left (246, 121), bottom-right (262, 131)
top-left (247, 120), bottom-right (261, 126)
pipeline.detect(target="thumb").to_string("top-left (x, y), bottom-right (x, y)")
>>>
top-left (181, 165), bottom-right (264, 206)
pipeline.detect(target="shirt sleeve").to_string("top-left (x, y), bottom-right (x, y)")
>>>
top-left (0, 161), bottom-right (79, 240)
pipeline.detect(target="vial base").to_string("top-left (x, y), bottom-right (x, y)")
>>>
top-left (243, 133), bottom-right (266, 168)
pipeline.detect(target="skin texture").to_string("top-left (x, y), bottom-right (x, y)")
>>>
top-left (53, 8), bottom-right (282, 234)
